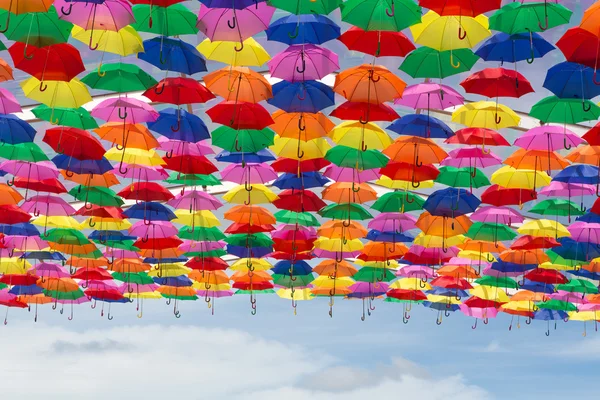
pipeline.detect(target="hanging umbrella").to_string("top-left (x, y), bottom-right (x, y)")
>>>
top-left (265, 14), bottom-right (340, 45)
top-left (341, 0), bottom-right (421, 32)
top-left (131, 3), bottom-right (198, 36)
top-left (489, 2), bottom-right (572, 34)
top-left (197, 2), bottom-right (275, 42)
top-left (400, 46), bottom-right (479, 78)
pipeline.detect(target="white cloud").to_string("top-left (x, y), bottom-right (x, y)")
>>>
top-left (0, 323), bottom-right (491, 400)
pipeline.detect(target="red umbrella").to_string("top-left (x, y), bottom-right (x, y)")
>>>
top-left (84, 289), bottom-right (124, 302)
top-left (444, 127), bottom-right (510, 146)
top-left (511, 235), bottom-right (560, 250)
top-left (387, 289), bottom-right (427, 301)
top-left (330, 101), bottom-right (399, 122)
top-left (556, 27), bottom-right (600, 81)
top-left (268, 251), bottom-right (314, 261)
top-left (206, 101), bottom-right (274, 130)
top-left (524, 268), bottom-right (568, 284)
top-left (0, 274), bottom-right (39, 286)
top-left (232, 281), bottom-right (274, 291)
top-left (273, 239), bottom-right (316, 253)
top-left (13, 178), bottom-right (66, 194)
top-left (117, 182), bottom-right (174, 202)
top-left (582, 122), bottom-right (600, 146)
top-left (74, 205), bottom-right (125, 219)
top-left (0, 205), bottom-right (31, 224)
top-left (272, 189), bottom-right (327, 212)
top-left (463, 297), bottom-right (505, 308)
top-left (431, 275), bottom-right (473, 290)
top-left (71, 267), bottom-right (113, 281)
top-left (185, 257), bottom-right (229, 271)
top-left (338, 27), bottom-right (415, 57)
top-left (225, 223), bottom-right (274, 234)
top-left (162, 155), bottom-right (218, 175)
top-left (8, 43), bottom-right (85, 84)
top-left (460, 68), bottom-right (534, 98)
top-left (380, 162), bottom-right (439, 183)
top-left (134, 236), bottom-right (183, 250)
top-left (43, 127), bottom-right (106, 160)
top-left (481, 185), bottom-right (537, 207)
top-left (590, 197), bottom-right (600, 214)
top-left (419, 0), bottom-right (501, 17)
top-left (143, 77), bottom-right (215, 105)
top-left (271, 157), bottom-right (330, 173)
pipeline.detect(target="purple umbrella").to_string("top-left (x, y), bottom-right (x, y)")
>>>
top-left (313, 249), bottom-right (361, 259)
top-left (20, 195), bottom-right (76, 217)
top-left (158, 138), bottom-right (214, 157)
top-left (220, 162), bottom-right (278, 185)
top-left (394, 83), bottom-right (464, 110)
top-left (0, 88), bottom-right (21, 114)
top-left (514, 125), bottom-right (585, 151)
top-left (368, 212), bottom-right (417, 232)
top-left (323, 165), bottom-right (379, 183)
top-left (471, 206), bottom-right (524, 226)
top-left (91, 97), bottom-right (159, 123)
top-left (129, 221), bottom-right (178, 239)
top-left (168, 190), bottom-right (223, 211)
top-left (268, 44), bottom-right (339, 82)
top-left (197, 3), bottom-right (275, 42)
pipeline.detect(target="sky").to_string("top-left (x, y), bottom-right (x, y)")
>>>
top-left (3, 1), bottom-right (600, 399)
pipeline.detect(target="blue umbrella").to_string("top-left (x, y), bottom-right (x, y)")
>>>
top-left (568, 268), bottom-right (600, 280)
top-left (227, 245), bottom-right (272, 258)
top-left (147, 108), bottom-right (210, 142)
top-left (543, 62), bottom-right (600, 101)
top-left (577, 212), bottom-right (600, 223)
top-left (387, 114), bottom-right (454, 139)
top-left (534, 309), bottom-right (568, 336)
top-left (124, 202), bottom-right (177, 222)
top-left (9, 285), bottom-right (43, 296)
top-left (491, 261), bottom-right (537, 273)
top-left (198, 0), bottom-right (266, 8)
top-left (518, 279), bottom-right (555, 294)
top-left (139, 37), bottom-right (207, 75)
top-left (144, 256), bottom-right (188, 264)
top-left (266, 14), bottom-right (341, 45)
top-left (554, 165), bottom-right (600, 185)
top-left (153, 276), bottom-right (194, 287)
top-left (20, 251), bottom-right (66, 261)
top-left (423, 187), bottom-right (480, 217)
top-left (272, 172), bottom-right (329, 190)
top-left (52, 155), bottom-right (113, 176)
top-left (475, 32), bottom-right (555, 63)
top-left (89, 230), bottom-right (137, 242)
top-left (268, 80), bottom-right (335, 113)
top-left (366, 230), bottom-right (414, 243)
top-left (427, 288), bottom-right (470, 298)
top-left (552, 237), bottom-right (600, 261)
top-left (272, 260), bottom-right (312, 275)
top-left (215, 149), bottom-right (275, 164)
top-left (0, 223), bottom-right (39, 236)
top-left (0, 115), bottom-right (35, 144)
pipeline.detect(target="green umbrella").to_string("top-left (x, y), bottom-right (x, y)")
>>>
top-left (530, 96), bottom-right (600, 124)
top-left (132, 4), bottom-right (198, 36)
top-left (385, 297), bottom-right (424, 304)
top-left (489, 2), bottom-right (572, 34)
top-left (529, 199), bottom-right (583, 218)
top-left (236, 289), bottom-right (275, 295)
top-left (212, 126), bottom-right (275, 153)
top-left (165, 173), bottom-right (220, 186)
top-left (353, 267), bottom-right (395, 282)
top-left (537, 299), bottom-right (577, 312)
top-left (557, 279), bottom-right (598, 295)
top-left (68, 186), bottom-right (124, 208)
top-left (112, 272), bottom-right (154, 285)
top-left (325, 146), bottom-right (388, 170)
top-left (2, 7), bottom-right (72, 47)
top-left (0, 143), bottom-right (48, 162)
top-left (42, 228), bottom-right (90, 246)
top-left (319, 203), bottom-right (373, 221)
top-left (466, 222), bottom-right (517, 242)
top-left (268, 0), bottom-right (341, 15)
top-left (177, 226), bottom-right (226, 241)
top-left (32, 105), bottom-right (98, 129)
top-left (371, 191), bottom-right (424, 213)
top-left (81, 62), bottom-right (157, 93)
top-left (94, 240), bottom-right (139, 252)
top-left (435, 166), bottom-right (490, 189)
top-left (272, 274), bottom-right (314, 288)
top-left (43, 289), bottom-right (85, 301)
top-left (400, 47), bottom-right (478, 79)
top-left (275, 210), bottom-right (320, 227)
top-left (546, 250), bottom-right (583, 269)
top-left (225, 233), bottom-right (273, 248)
top-left (341, 0), bottom-right (421, 32)
top-left (475, 275), bottom-right (519, 290)
top-left (160, 292), bottom-right (197, 301)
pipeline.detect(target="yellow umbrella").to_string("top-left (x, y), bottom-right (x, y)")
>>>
top-left (104, 148), bottom-right (165, 167)
top-left (458, 250), bottom-right (497, 262)
top-left (191, 282), bottom-right (231, 291)
top-left (32, 216), bottom-right (80, 229)
top-left (172, 209), bottom-right (220, 228)
top-left (470, 285), bottom-right (510, 303)
top-left (389, 278), bottom-right (432, 291)
top-left (518, 219), bottom-right (570, 238)
top-left (501, 300), bottom-right (537, 313)
top-left (427, 294), bottom-right (462, 305)
top-left (197, 37), bottom-right (270, 67)
top-left (568, 310), bottom-right (598, 322)
top-left (538, 261), bottom-right (580, 271)
top-left (82, 217), bottom-right (131, 231)
top-left (277, 288), bottom-right (314, 301)
top-left (0, 258), bottom-right (29, 274)
top-left (328, 121), bottom-right (393, 150)
top-left (72, 26), bottom-right (143, 57)
top-left (452, 101), bottom-right (520, 129)
top-left (230, 258), bottom-right (272, 271)
top-left (410, 11), bottom-right (491, 51)
top-left (356, 259), bottom-right (399, 269)
top-left (414, 233), bottom-right (466, 248)
top-left (314, 237), bottom-right (364, 253)
top-left (147, 263), bottom-right (191, 277)
top-left (491, 166), bottom-right (551, 190)
top-left (124, 291), bottom-right (162, 300)
top-left (312, 276), bottom-right (355, 288)
top-left (223, 184), bottom-right (278, 205)
top-left (270, 137), bottom-right (331, 160)
top-left (375, 177), bottom-right (435, 190)
top-left (21, 77), bottom-right (92, 109)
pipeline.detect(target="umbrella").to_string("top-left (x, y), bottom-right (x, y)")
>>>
top-left (197, 2), bottom-right (275, 42)
top-left (489, 2), bottom-right (572, 34)
top-left (339, 27), bottom-right (415, 57)
top-left (139, 36), bottom-right (207, 75)
top-left (410, 11), bottom-right (491, 51)
top-left (265, 14), bottom-right (340, 45)
top-left (400, 47), bottom-right (479, 78)
top-left (475, 31), bottom-right (555, 64)
top-left (268, 44), bottom-right (339, 82)
top-left (341, 0), bottom-right (421, 32)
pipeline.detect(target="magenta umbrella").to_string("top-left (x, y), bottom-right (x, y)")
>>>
top-left (441, 147), bottom-right (502, 169)
top-left (1, 161), bottom-right (60, 181)
top-left (129, 221), bottom-right (178, 239)
top-left (460, 305), bottom-right (498, 322)
top-left (396, 264), bottom-right (437, 279)
top-left (313, 249), bottom-right (361, 259)
top-left (158, 138), bottom-right (214, 157)
top-left (323, 165), bottom-right (378, 183)
top-left (4, 236), bottom-right (48, 252)
top-left (104, 249), bottom-right (139, 261)
top-left (271, 229), bottom-right (316, 241)
top-left (197, 3), bottom-right (275, 42)
top-left (568, 222), bottom-right (600, 244)
top-left (368, 213), bottom-right (417, 232)
top-left (28, 262), bottom-right (70, 279)
top-left (471, 206), bottom-right (524, 226)
top-left (514, 126), bottom-right (585, 151)
top-left (197, 289), bottom-right (233, 298)
top-left (268, 44), bottom-right (339, 82)
top-left (272, 225), bottom-right (316, 237)
top-left (406, 245), bottom-right (460, 261)
top-left (179, 240), bottom-right (226, 253)
top-left (447, 257), bottom-right (492, 271)
top-left (167, 190), bottom-right (223, 211)
top-left (113, 164), bottom-right (170, 181)
top-left (0, 88), bottom-right (21, 114)
top-left (539, 181), bottom-right (596, 197)
top-left (20, 195), bottom-right (76, 217)
top-left (91, 97), bottom-right (159, 123)
top-left (119, 283), bottom-right (159, 293)
top-left (220, 163), bottom-right (277, 185)
top-left (394, 83), bottom-right (464, 110)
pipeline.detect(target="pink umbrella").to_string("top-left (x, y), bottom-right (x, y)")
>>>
top-left (446, 257), bottom-right (492, 271)
top-left (28, 262), bottom-right (70, 279)
top-left (113, 164), bottom-right (170, 181)
top-left (368, 213), bottom-right (417, 232)
top-left (539, 181), bottom-right (596, 197)
top-left (460, 304), bottom-right (498, 321)
top-left (129, 221), bottom-right (178, 239)
top-left (158, 138), bottom-right (214, 157)
top-left (1, 161), bottom-right (60, 181)
top-left (0, 88), bottom-right (21, 114)
top-left (441, 147), bottom-right (502, 169)
top-left (313, 249), bottom-right (361, 259)
top-left (91, 97), bottom-right (159, 123)
top-left (220, 163), bottom-right (277, 185)
top-left (471, 206), bottom-right (524, 226)
top-left (197, 3), bottom-right (275, 42)
top-left (514, 126), bottom-right (585, 151)
top-left (20, 195), bottom-right (76, 217)
top-left (396, 264), bottom-right (437, 279)
top-left (323, 165), bottom-right (378, 183)
top-left (405, 245), bottom-right (459, 263)
top-left (549, 291), bottom-right (588, 304)
top-left (119, 282), bottom-right (158, 294)
top-left (197, 289), bottom-right (233, 298)
top-left (268, 44), bottom-right (340, 82)
top-left (272, 225), bottom-right (316, 237)
top-left (178, 240), bottom-right (226, 253)
top-left (394, 83), bottom-right (464, 110)
top-left (168, 190), bottom-right (223, 211)
top-left (578, 303), bottom-right (600, 311)
top-left (104, 249), bottom-right (139, 261)
top-left (568, 222), bottom-right (600, 244)
top-left (4, 236), bottom-right (48, 251)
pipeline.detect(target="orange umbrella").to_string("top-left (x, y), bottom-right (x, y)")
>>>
top-left (416, 212), bottom-right (472, 236)
top-left (500, 249), bottom-right (550, 264)
top-left (437, 265), bottom-right (479, 279)
top-left (0, 0), bottom-right (53, 14)
top-left (37, 277), bottom-right (79, 292)
top-left (204, 66), bottom-right (272, 103)
top-left (586, 294), bottom-right (600, 303)
top-left (312, 287), bottom-right (352, 296)
top-left (357, 241), bottom-right (409, 262)
top-left (334, 64), bottom-right (406, 104)
top-left (19, 294), bottom-right (53, 305)
top-left (383, 136), bottom-right (448, 164)
top-left (61, 171), bottom-right (120, 187)
top-left (50, 243), bottom-right (98, 255)
top-left (67, 256), bottom-right (109, 269)
top-left (0, 58), bottom-right (13, 82)
top-left (271, 111), bottom-right (334, 140)
top-left (313, 260), bottom-right (358, 277)
top-left (189, 270), bottom-right (229, 285)
top-left (157, 286), bottom-right (197, 297)
top-left (139, 248), bottom-right (183, 258)
top-left (510, 290), bottom-right (548, 303)
top-left (504, 149), bottom-right (570, 171)
top-left (317, 220), bottom-right (368, 240)
top-left (95, 123), bottom-right (159, 150)
top-left (566, 145), bottom-right (600, 165)
top-left (322, 182), bottom-right (378, 204)
top-left (458, 239), bottom-right (506, 253)
top-left (581, 2), bottom-right (600, 35)
top-left (108, 258), bottom-right (150, 273)
top-left (224, 205), bottom-right (276, 225)
top-left (231, 270), bottom-right (272, 283)
top-left (0, 183), bottom-right (23, 205)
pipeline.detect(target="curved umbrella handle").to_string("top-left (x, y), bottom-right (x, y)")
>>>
top-left (0, 11), bottom-right (10, 34)
top-left (298, 115), bottom-right (306, 131)
top-left (154, 82), bottom-right (166, 95)
top-left (297, 145), bottom-right (305, 159)
top-left (444, 309), bottom-right (451, 317)
top-left (245, 181), bottom-right (253, 192)
top-left (61, 4), bottom-right (73, 15)
top-left (288, 23), bottom-right (300, 39)
top-left (538, 16), bottom-right (548, 31)
top-left (405, 192), bottom-right (414, 204)
top-left (385, 1), bottom-right (395, 17)
top-left (89, 34), bottom-right (99, 51)
top-left (297, 89), bottom-right (306, 101)
top-left (564, 136), bottom-right (572, 150)
top-left (23, 43), bottom-right (34, 60)
top-left (449, 52), bottom-right (461, 69)
top-left (361, 141), bottom-right (368, 151)
top-left (118, 107), bottom-right (128, 120)
top-left (227, 16), bottom-right (237, 30)
top-left (170, 118), bottom-right (181, 133)
top-left (39, 80), bottom-right (47, 92)
top-left (472, 319), bottom-right (477, 329)
top-left (458, 26), bottom-right (467, 40)
top-left (369, 70), bottom-right (381, 83)
top-left (296, 58), bottom-right (306, 74)
top-left (583, 101), bottom-right (592, 113)
top-left (165, 149), bottom-right (174, 159)
top-left (352, 182), bottom-right (361, 193)
top-left (411, 175), bottom-right (420, 188)
top-left (527, 48), bottom-right (535, 64)
top-left (359, 114), bottom-right (369, 125)
top-left (97, 64), bottom-right (106, 78)
top-left (118, 162), bottom-right (128, 175)
top-left (415, 155), bottom-right (423, 167)
top-left (234, 41), bottom-right (244, 52)
top-left (65, 170), bottom-right (74, 178)
top-left (234, 138), bottom-right (242, 152)
top-left (495, 113), bottom-right (502, 124)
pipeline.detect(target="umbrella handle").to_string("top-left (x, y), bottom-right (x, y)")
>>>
top-left (298, 115), bottom-right (306, 131)
top-left (170, 118), bottom-right (181, 133)
top-left (444, 309), bottom-right (451, 317)
top-left (525, 316), bottom-right (532, 324)
top-left (296, 58), bottom-right (306, 74)
top-left (563, 136), bottom-right (572, 150)
top-left (368, 70), bottom-right (381, 82)
top-left (118, 162), bottom-right (128, 174)
top-left (405, 192), bottom-right (414, 203)
top-left (165, 149), bottom-right (174, 159)
top-left (538, 16), bottom-right (548, 31)
top-left (458, 26), bottom-right (466, 41)
top-left (411, 175), bottom-right (420, 188)
top-left (297, 89), bottom-right (306, 101)
top-left (450, 52), bottom-right (461, 69)
top-left (234, 138), bottom-right (242, 152)
top-left (23, 44), bottom-right (33, 60)
top-left (154, 82), bottom-right (166, 95)
top-left (527, 48), bottom-right (535, 64)
top-left (0, 11), bottom-right (9, 34)
top-left (6, 177), bottom-right (14, 187)
top-left (288, 23), bottom-right (300, 39)
top-left (65, 170), bottom-right (74, 178)
top-left (60, 4), bottom-right (73, 15)
top-left (385, 1), bottom-right (395, 17)
top-left (582, 101), bottom-right (592, 113)
top-left (352, 182), bottom-right (361, 193)
top-left (297, 146), bottom-right (304, 159)
top-left (39, 80), bottom-right (47, 92)
top-left (234, 41), bottom-right (244, 52)
top-left (89, 35), bottom-right (99, 51)
top-left (415, 155), bottom-right (422, 167)
top-left (118, 107), bottom-right (128, 120)
top-left (227, 17), bottom-right (236, 30)
top-left (245, 181), bottom-right (253, 192)
top-left (494, 113), bottom-right (502, 124)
